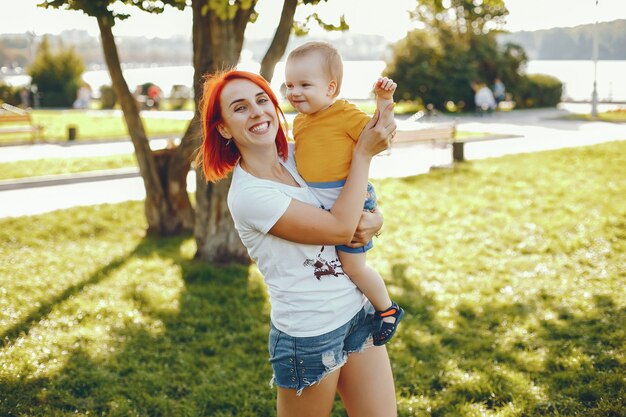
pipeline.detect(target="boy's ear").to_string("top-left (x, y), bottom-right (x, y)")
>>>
top-left (327, 80), bottom-right (338, 97)
top-left (217, 123), bottom-right (232, 139)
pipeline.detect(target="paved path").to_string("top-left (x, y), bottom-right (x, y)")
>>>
top-left (1, 105), bottom-right (624, 218)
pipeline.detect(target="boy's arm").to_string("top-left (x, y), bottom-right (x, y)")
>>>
top-left (373, 76), bottom-right (397, 112)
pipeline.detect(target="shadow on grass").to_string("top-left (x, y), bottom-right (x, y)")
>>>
top-left (390, 264), bottom-right (626, 416)
top-left (2, 239), bottom-right (624, 416)
top-left (1, 254), bottom-right (135, 346)
top-left (1, 235), bottom-right (276, 416)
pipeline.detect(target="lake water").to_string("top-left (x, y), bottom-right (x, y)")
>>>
top-left (526, 60), bottom-right (626, 102)
top-left (2, 60), bottom-right (625, 102)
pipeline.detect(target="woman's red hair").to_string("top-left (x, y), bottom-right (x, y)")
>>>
top-left (195, 69), bottom-right (289, 183)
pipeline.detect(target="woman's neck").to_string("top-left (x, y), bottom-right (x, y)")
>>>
top-left (239, 147), bottom-right (299, 186)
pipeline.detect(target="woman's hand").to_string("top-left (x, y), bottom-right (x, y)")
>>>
top-left (346, 208), bottom-right (384, 248)
top-left (354, 102), bottom-right (396, 158)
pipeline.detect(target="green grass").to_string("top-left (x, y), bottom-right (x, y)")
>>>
top-left (454, 130), bottom-right (501, 140)
top-left (562, 109), bottom-right (626, 123)
top-left (0, 154), bottom-right (138, 181)
top-left (2, 131), bottom-right (485, 181)
top-left (0, 110), bottom-right (191, 144)
top-left (1, 141), bottom-right (625, 416)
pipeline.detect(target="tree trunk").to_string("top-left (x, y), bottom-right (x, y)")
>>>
top-left (259, 0), bottom-right (298, 82)
top-left (97, 16), bottom-right (193, 236)
top-left (190, 0), bottom-right (256, 263)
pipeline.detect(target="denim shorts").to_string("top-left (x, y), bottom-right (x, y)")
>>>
top-left (336, 182), bottom-right (378, 254)
top-left (268, 302), bottom-right (380, 395)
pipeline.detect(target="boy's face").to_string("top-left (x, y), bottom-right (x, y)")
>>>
top-left (284, 52), bottom-right (337, 115)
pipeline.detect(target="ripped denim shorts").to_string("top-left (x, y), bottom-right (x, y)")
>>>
top-left (268, 302), bottom-right (379, 396)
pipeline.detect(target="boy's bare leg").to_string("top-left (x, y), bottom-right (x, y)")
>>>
top-left (338, 251), bottom-right (395, 323)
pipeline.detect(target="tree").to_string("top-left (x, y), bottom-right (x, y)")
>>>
top-left (42, 0), bottom-right (192, 238)
top-left (28, 36), bottom-right (85, 108)
top-left (411, 0), bottom-right (508, 36)
top-left (184, 0), bottom-right (346, 263)
top-left (385, 28), bottom-right (476, 109)
top-left (259, 0), bottom-right (298, 81)
top-left (40, 0), bottom-right (346, 264)
top-left (386, 0), bottom-right (527, 110)
top-left (259, 2), bottom-right (348, 81)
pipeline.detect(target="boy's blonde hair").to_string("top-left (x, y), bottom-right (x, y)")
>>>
top-left (287, 41), bottom-right (343, 98)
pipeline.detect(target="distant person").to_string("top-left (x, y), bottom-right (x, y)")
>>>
top-left (472, 81), bottom-right (496, 113)
top-left (285, 41), bottom-right (404, 346)
top-left (147, 84), bottom-right (161, 110)
top-left (493, 78), bottom-right (506, 105)
top-left (73, 84), bottom-right (92, 109)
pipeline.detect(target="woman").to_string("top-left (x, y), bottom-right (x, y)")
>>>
top-left (196, 70), bottom-right (398, 417)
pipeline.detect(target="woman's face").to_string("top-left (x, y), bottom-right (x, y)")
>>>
top-left (218, 78), bottom-right (279, 150)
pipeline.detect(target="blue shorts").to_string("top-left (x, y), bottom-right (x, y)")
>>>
top-left (336, 182), bottom-right (378, 254)
top-left (268, 302), bottom-right (380, 395)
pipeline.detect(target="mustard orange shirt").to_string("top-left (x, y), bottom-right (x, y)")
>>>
top-left (294, 100), bottom-right (370, 184)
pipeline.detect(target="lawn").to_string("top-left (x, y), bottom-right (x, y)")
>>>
top-left (1, 100), bottom-right (430, 145)
top-left (0, 109), bottom-right (191, 144)
top-left (1, 141), bottom-right (624, 416)
top-left (0, 154), bottom-right (138, 181)
top-left (562, 108), bottom-right (626, 123)
top-left (2, 132), bottom-right (489, 182)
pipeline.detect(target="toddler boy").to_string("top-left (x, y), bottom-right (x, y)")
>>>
top-left (285, 41), bottom-right (403, 345)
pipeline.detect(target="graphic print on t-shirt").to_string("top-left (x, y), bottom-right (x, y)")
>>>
top-left (303, 245), bottom-right (345, 280)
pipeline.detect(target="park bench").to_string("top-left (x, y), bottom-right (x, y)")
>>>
top-left (395, 119), bottom-right (517, 163)
top-left (394, 119), bottom-right (467, 162)
top-left (0, 103), bottom-right (43, 142)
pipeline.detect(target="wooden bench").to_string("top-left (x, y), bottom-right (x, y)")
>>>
top-left (395, 120), bottom-right (517, 163)
top-left (395, 121), bottom-right (456, 144)
top-left (394, 120), bottom-right (463, 162)
top-left (0, 103), bottom-right (43, 142)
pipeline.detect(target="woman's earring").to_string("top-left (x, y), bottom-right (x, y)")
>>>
top-left (225, 139), bottom-right (232, 147)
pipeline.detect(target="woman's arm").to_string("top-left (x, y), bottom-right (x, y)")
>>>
top-left (347, 208), bottom-right (383, 248)
top-left (269, 104), bottom-right (395, 245)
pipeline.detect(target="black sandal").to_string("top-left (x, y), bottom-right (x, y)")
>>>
top-left (373, 302), bottom-right (404, 346)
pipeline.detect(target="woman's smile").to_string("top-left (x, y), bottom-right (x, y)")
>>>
top-left (250, 121), bottom-right (271, 134)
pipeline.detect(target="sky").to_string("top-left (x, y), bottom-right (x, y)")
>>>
top-left (2, 0), bottom-right (626, 41)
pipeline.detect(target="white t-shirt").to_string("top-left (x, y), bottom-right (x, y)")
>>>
top-left (475, 86), bottom-right (497, 110)
top-left (227, 145), bottom-right (366, 337)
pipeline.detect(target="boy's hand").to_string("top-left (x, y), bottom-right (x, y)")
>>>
top-left (373, 76), bottom-right (397, 100)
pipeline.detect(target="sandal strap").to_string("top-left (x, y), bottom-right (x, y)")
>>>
top-left (379, 308), bottom-right (399, 318)
top-left (375, 302), bottom-right (400, 319)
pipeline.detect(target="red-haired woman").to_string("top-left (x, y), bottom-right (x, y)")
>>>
top-left (196, 70), bottom-right (397, 417)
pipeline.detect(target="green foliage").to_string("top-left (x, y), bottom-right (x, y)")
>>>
top-left (384, 30), bottom-right (442, 103)
top-left (514, 74), bottom-right (563, 108)
top-left (0, 83), bottom-right (21, 106)
top-left (1, 141), bottom-right (625, 415)
top-left (411, 0), bottom-right (509, 35)
top-left (385, 29), bottom-right (526, 110)
top-left (201, 0), bottom-right (255, 20)
top-left (293, 12), bottom-right (348, 36)
top-left (387, 0), bottom-right (538, 111)
top-left (38, 0), bottom-right (184, 22)
top-left (27, 37), bottom-right (85, 108)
